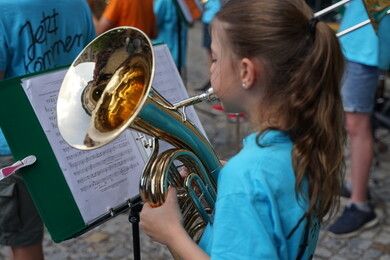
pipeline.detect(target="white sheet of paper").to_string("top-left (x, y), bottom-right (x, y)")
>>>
top-left (21, 44), bottom-right (207, 224)
top-left (152, 45), bottom-right (208, 151)
top-left (22, 70), bottom-right (147, 224)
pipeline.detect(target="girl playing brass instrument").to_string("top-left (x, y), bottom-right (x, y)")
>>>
top-left (140, 0), bottom-right (345, 258)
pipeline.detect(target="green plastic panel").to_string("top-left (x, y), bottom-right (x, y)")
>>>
top-left (0, 71), bottom-right (87, 242)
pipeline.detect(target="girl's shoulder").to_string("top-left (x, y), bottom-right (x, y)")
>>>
top-left (232, 130), bottom-right (293, 173)
top-left (218, 130), bottom-right (296, 196)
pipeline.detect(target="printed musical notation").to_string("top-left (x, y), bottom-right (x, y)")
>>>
top-left (152, 45), bottom-right (208, 150)
top-left (20, 44), bottom-right (207, 224)
top-left (22, 70), bottom-right (147, 224)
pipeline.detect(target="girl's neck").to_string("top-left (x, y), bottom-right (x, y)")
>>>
top-left (246, 106), bottom-right (287, 133)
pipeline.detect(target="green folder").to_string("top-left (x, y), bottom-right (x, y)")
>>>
top-left (0, 68), bottom-right (131, 242)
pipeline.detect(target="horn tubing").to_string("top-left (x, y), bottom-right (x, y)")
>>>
top-left (173, 88), bottom-right (217, 109)
top-left (139, 101), bottom-right (220, 180)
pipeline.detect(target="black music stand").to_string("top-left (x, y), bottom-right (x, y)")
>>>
top-left (128, 196), bottom-right (144, 260)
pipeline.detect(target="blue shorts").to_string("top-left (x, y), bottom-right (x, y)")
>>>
top-left (341, 61), bottom-right (379, 113)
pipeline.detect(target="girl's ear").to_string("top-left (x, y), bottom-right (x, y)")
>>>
top-left (239, 58), bottom-right (256, 89)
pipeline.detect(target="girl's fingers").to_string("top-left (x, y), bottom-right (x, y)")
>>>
top-left (178, 166), bottom-right (189, 178)
top-left (166, 186), bottom-right (177, 202)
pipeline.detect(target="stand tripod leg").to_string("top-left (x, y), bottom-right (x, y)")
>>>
top-left (128, 200), bottom-right (143, 260)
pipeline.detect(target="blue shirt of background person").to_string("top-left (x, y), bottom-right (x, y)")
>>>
top-left (0, 130), bottom-right (10, 155)
top-left (153, 0), bottom-right (188, 69)
top-left (378, 15), bottom-right (390, 70)
top-left (0, 0), bottom-right (96, 156)
top-left (202, 0), bottom-right (221, 24)
top-left (199, 131), bottom-right (320, 259)
top-left (338, 0), bottom-right (390, 69)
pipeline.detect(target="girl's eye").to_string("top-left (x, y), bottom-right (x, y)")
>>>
top-left (211, 59), bottom-right (217, 63)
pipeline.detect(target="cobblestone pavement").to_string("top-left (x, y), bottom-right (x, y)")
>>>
top-left (1, 23), bottom-right (389, 260)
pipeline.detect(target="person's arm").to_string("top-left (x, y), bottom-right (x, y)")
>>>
top-left (95, 0), bottom-right (118, 35)
top-left (140, 188), bottom-right (209, 260)
top-left (95, 16), bottom-right (115, 35)
top-left (167, 229), bottom-right (209, 260)
top-left (92, 15), bottom-right (99, 31)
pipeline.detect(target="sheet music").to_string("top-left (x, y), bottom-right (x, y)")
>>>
top-left (152, 45), bottom-right (208, 152)
top-left (21, 44), bottom-right (207, 224)
top-left (22, 70), bottom-right (147, 224)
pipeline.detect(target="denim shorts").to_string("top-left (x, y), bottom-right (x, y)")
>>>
top-left (341, 61), bottom-right (379, 113)
top-left (0, 156), bottom-right (43, 246)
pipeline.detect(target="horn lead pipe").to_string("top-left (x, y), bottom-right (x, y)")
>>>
top-left (173, 88), bottom-right (218, 109)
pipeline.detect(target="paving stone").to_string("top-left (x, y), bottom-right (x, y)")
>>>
top-left (44, 251), bottom-right (69, 260)
top-left (375, 231), bottom-right (390, 244)
top-left (379, 254), bottom-right (390, 260)
top-left (319, 235), bottom-right (346, 251)
top-left (314, 246), bottom-right (333, 258)
top-left (339, 245), bottom-right (364, 258)
top-left (84, 231), bottom-right (110, 244)
top-left (349, 238), bottom-right (373, 250)
top-left (329, 255), bottom-right (347, 260)
top-left (362, 248), bottom-right (384, 259)
top-left (384, 225), bottom-right (390, 233)
top-left (372, 242), bottom-right (390, 254)
top-left (360, 227), bottom-right (380, 239)
top-left (106, 247), bottom-right (129, 259)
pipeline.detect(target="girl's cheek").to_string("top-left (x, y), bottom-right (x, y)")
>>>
top-left (210, 72), bottom-right (218, 91)
top-left (209, 66), bottom-right (216, 86)
top-left (210, 62), bottom-right (215, 74)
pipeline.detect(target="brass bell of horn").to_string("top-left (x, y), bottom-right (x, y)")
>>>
top-left (57, 26), bottom-right (221, 242)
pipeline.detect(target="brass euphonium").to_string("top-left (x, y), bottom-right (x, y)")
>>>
top-left (57, 27), bottom-right (221, 241)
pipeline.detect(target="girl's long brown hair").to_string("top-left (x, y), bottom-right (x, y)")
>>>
top-left (216, 0), bottom-right (345, 221)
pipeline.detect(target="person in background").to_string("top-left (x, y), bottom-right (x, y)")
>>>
top-left (87, 0), bottom-right (105, 26)
top-left (196, 0), bottom-right (221, 91)
top-left (140, 0), bottom-right (346, 258)
top-left (95, 0), bottom-right (157, 38)
top-left (0, 0), bottom-right (95, 259)
top-left (327, 0), bottom-right (390, 237)
top-left (153, 0), bottom-right (189, 73)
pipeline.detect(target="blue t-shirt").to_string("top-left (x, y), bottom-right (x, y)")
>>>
top-left (153, 0), bottom-right (188, 68)
top-left (339, 0), bottom-right (390, 68)
top-left (202, 0), bottom-right (221, 24)
top-left (0, 129), bottom-right (10, 155)
top-left (0, 0), bottom-right (95, 155)
top-left (199, 131), bottom-right (320, 259)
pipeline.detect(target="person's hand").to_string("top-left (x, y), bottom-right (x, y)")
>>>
top-left (140, 187), bottom-right (185, 246)
top-left (178, 165), bottom-right (189, 178)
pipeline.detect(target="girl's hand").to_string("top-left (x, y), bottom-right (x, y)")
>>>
top-left (140, 187), bottom-right (185, 246)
